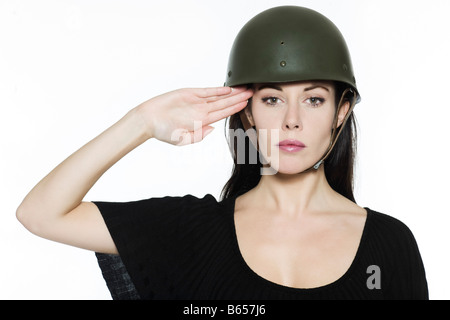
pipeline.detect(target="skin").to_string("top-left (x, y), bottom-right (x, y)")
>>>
top-left (235, 81), bottom-right (367, 288)
top-left (247, 81), bottom-right (344, 174)
top-left (17, 81), bottom-right (366, 289)
top-left (16, 86), bottom-right (253, 254)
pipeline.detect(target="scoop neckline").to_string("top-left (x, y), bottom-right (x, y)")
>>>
top-left (226, 194), bottom-right (371, 293)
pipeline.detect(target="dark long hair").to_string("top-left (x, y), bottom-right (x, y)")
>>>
top-left (220, 81), bottom-right (358, 202)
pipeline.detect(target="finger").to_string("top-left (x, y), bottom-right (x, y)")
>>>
top-left (196, 86), bottom-right (232, 98)
top-left (189, 125), bottom-right (215, 144)
top-left (207, 89), bottom-right (253, 112)
top-left (196, 126), bottom-right (215, 142)
top-left (204, 86), bottom-right (248, 103)
top-left (207, 100), bottom-right (249, 124)
top-left (176, 126), bottom-right (215, 146)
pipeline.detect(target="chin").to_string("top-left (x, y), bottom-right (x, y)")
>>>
top-left (277, 167), bottom-right (311, 175)
top-left (266, 160), bottom-right (315, 175)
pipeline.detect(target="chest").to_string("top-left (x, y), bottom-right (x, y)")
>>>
top-left (234, 212), bottom-right (365, 289)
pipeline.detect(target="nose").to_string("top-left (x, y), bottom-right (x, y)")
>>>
top-left (283, 102), bottom-right (302, 131)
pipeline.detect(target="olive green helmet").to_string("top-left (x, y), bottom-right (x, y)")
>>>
top-left (225, 5), bottom-right (360, 103)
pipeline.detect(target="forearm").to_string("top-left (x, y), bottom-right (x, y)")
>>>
top-left (17, 106), bottom-right (150, 226)
top-left (16, 86), bottom-right (252, 243)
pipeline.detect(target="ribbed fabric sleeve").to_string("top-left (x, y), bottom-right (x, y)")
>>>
top-left (93, 194), bottom-right (428, 300)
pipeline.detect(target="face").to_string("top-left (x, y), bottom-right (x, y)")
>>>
top-left (243, 81), bottom-right (349, 174)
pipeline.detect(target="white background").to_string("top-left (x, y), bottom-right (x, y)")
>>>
top-left (1, 0), bottom-right (449, 299)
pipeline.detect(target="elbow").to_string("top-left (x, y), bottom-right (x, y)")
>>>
top-left (16, 201), bottom-right (43, 236)
top-left (16, 202), bottom-right (28, 227)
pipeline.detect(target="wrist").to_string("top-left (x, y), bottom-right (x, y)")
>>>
top-left (128, 104), bottom-right (154, 141)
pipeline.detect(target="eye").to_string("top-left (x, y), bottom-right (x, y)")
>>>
top-left (261, 97), bottom-right (282, 106)
top-left (305, 97), bottom-right (325, 107)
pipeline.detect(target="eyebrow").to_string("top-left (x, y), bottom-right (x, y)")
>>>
top-left (256, 84), bottom-right (330, 92)
top-left (256, 84), bottom-right (283, 91)
top-left (304, 84), bottom-right (330, 92)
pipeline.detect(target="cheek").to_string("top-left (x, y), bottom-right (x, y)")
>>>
top-left (314, 117), bottom-right (334, 136)
top-left (252, 112), bottom-right (276, 145)
top-left (255, 128), bottom-right (276, 158)
top-left (253, 114), bottom-right (281, 150)
top-left (252, 110), bottom-right (277, 130)
top-left (308, 116), bottom-right (334, 147)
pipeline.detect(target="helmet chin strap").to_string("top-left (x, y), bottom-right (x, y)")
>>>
top-left (238, 88), bottom-right (357, 174)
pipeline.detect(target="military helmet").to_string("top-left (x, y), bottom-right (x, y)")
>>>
top-left (225, 6), bottom-right (360, 103)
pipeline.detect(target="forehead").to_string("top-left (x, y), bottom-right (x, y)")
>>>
top-left (253, 81), bottom-right (334, 92)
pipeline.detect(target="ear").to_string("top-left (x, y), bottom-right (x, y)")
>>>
top-left (337, 100), bottom-right (350, 128)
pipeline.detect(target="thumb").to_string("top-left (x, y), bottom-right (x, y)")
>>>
top-left (202, 126), bottom-right (215, 139)
top-left (186, 126), bottom-right (215, 145)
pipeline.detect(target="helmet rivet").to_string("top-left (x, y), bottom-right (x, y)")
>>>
top-left (280, 61), bottom-right (287, 67)
top-left (342, 64), bottom-right (348, 72)
top-left (228, 71), bottom-right (232, 77)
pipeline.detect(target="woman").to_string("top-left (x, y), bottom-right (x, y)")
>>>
top-left (17, 6), bottom-right (428, 299)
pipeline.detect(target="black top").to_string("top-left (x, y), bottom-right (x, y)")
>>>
top-left (93, 194), bottom-right (428, 300)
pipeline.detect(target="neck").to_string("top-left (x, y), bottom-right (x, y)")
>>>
top-left (251, 165), bottom-right (337, 218)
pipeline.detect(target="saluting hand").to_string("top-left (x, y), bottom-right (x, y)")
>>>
top-left (136, 86), bottom-right (253, 146)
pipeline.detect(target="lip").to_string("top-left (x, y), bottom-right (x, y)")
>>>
top-left (277, 139), bottom-right (306, 152)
